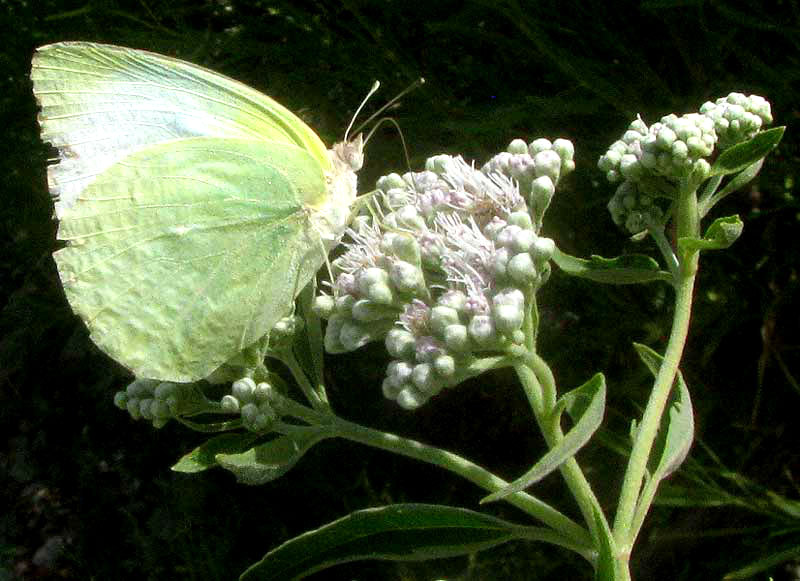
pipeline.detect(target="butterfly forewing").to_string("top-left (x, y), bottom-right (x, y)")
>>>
top-left (32, 42), bottom-right (331, 216)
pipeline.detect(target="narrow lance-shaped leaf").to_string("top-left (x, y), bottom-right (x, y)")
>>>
top-left (710, 126), bottom-right (784, 176)
top-left (216, 430), bottom-right (328, 485)
top-left (633, 343), bottom-right (694, 479)
top-left (482, 373), bottom-right (606, 503)
top-left (239, 504), bottom-right (521, 581)
top-left (552, 248), bottom-right (672, 284)
top-left (172, 432), bottom-right (261, 474)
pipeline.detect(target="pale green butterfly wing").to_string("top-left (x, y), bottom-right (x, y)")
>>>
top-left (55, 137), bottom-right (336, 382)
top-left (31, 42), bottom-right (331, 217)
top-left (32, 42), bottom-right (361, 382)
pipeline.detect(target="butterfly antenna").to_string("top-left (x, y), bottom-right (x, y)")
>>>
top-left (344, 80), bottom-right (381, 142)
top-left (351, 77), bottom-right (425, 137)
top-left (364, 117), bottom-right (414, 175)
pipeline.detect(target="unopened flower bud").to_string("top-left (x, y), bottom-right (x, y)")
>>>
top-left (433, 354), bottom-right (456, 377)
top-left (469, 315), bottom-right (497, 346)
top-left (386, 328), bottom-right (417, 358)
top-left (443, 324), bottom-right (470, 352)
top-left (430, 306), bottom-right (461, 337)
top-left (507, 252), bottom-right (537, 284)
top-left (221, 394), bottom-right (240, 413)
top-left (232, 377), bottom-right (256, 402)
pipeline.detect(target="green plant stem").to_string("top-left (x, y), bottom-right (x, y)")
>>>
top-left (516, 357), bottom-right (613, 552)
top-left (612, 184), bottom-right (700, 554)
top-left (279, 349), bottom-right (329, 411)
top-left (329, 414), bottom-right (594, 551)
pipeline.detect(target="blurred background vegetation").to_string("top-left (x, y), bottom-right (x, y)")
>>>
top-left (1, 0), bottom-right (798, 579)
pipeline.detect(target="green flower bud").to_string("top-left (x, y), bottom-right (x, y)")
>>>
top-left (484, 217), bottom-right (508, 240)
top-left (553, 138), bottom-right (576, 174)
top-left (396, 387), bottom-right (427, 410)
top-left (358, 267), bottom-right (390, 296)
top-left (531, 237), bottom-right (555, 264)
top-left (113, 391), bottom-right (128, 410)
top-left (139, 398), bottom-right (154, 420)
top-left (507, 252), bottom-right (537, 284)
top-left (312, 294), bottom-right (335, 319)
top-left (619, 154), bottom-right (642, 180)
top-left (395, 205), bottom-right (426, 230)
top-left (507, 138), bottom-right (528, 154)
top-left (430, 305), bottom-right (461, 337)
top-left (127, 398), bottom-right (142, 420)
top-left (221, 394), bottom-right (240, 413)
top-left (391, 233), bottom-right (422, 264)
top-left (324, 314), bottom-right (347, 353)
top-left (511, 228), bottom-right (537, 253)
top-left (382, 376), bottom-right (404, 399)
top-left (437, 290), bottom-right (468, 313)
top-left (389, 260), bottom-right (424, 293)
top-left (366, 282), bottom-right (395, 305)
top-left (443, 324), bottom-right (470, 352)
top-left (339, 320), bottom-right (373, 351)
top-left (433, 354), bottom-right (456, 377)
top-left (351, 299), bottom-right (396, 322)
top-left (154, 382), bottom-right (176, 401)
top-left (530, 176), bottom-right (555, 217)
top-left (528, 138), bottom-right (552, 155)
top-left (386, 328), bottom-right (417, 358)
top-left (377, 172), bottom-right (407, 191)
top-left (493, 303), bottom-right (524, 334)
top-left (253, 382), bottom-right (273, 404)
top-left (387, 360), bottom-right (413, 384)
top-left (240, 403), bottom-right (259, 424)
top-left (468, 315), bottom-right (497, 346)
top-left (533, 150), bottom-right (562, 182)
top-left (127, 378), bottom-right (157, 398)
top-left (232, 377), bottom-right (256, 402)
top-left (492, 247), bottom-right (510, 279)
top-left (412, 363), bottom-right (440, 395)
top-left (507, 210), bottom-right (533, 230)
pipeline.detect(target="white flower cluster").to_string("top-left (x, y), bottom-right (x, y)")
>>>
top-left (220, 377), bottom-right (284, 432)
top-left (113, 378), bottom-right (196, 429)
top-left (314, 138), bottom-right (574, 409)
top-left (598, 93), bottom-right (772, 234)
top-left (699, 93), bottom-right (772, 149)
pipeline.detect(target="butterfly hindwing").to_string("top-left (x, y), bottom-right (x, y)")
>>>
top-left (55, 137), bottom-right (329, 382)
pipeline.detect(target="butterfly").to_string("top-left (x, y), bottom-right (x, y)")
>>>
top-left (31, 42), bottom-right (364, 383)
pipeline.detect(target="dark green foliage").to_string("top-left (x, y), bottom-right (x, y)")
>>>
top-left (2, 1), bottom-right (798, 579)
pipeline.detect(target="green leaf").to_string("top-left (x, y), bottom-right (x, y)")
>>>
top-left (216, 431), bottom-right (327, 485)
top-left (711, 159), bottom-right (763, 202)
top-left (239, 504), bottom-right (519, 581)
top-left (171, 432), bottom-right (261, 473)
top-left (482, 373), bottom-right (606, 503)
top-left (711, 126), bottom-right (785, 176)
top-left (678, 215), bottom-right (743, 254)
top-left (592, 504), bottom-right (616, 581)
top-left (633, 343), bottom-right (694, 479)
top-left (552, 248), bottom-right (671, 284)
top-left (723, 542), bottom-right (800, 580)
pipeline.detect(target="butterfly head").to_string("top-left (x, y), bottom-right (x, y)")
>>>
top-left (331, 133), bottom-right (364, 173)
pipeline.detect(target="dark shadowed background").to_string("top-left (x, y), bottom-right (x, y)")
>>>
top-left (1, 1), bottom-right (798, 579)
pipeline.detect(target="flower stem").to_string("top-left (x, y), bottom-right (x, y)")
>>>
top-left (516, 357), bottom-right (613, 551)
top-left (612, 183), bottom-right (700, 554)
top-left (329, 414), bottom-right (593, 550)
